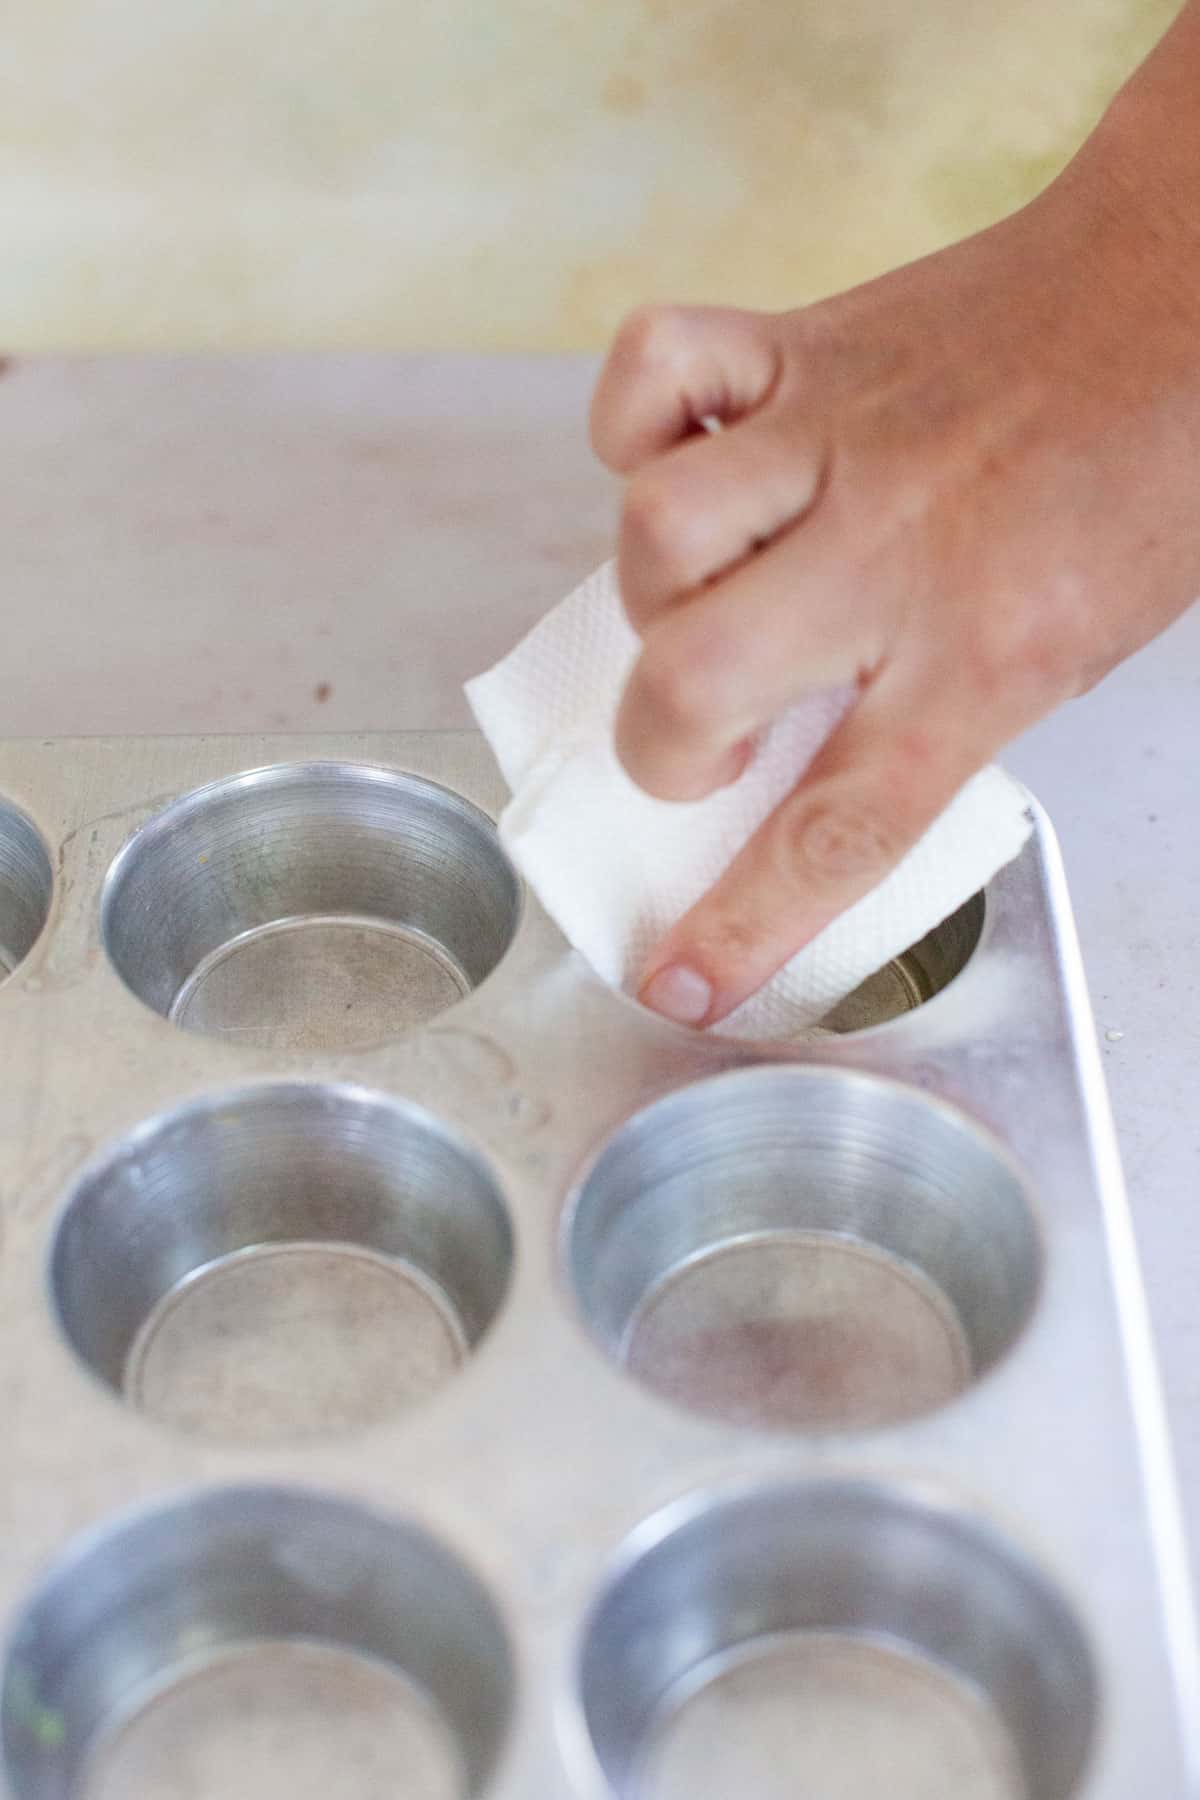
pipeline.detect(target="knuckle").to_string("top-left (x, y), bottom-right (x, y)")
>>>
top-left (614, 303), bottom-right (693, 376)
top-left (961, 608), bottom-right (1026, 699)
top-left (673, 619), bottom-right (745, 710)
top-left (1033, 572), bottom-right (1092, 691)
top-left (623, 472), bottom-right (685, 554)
top-left (963, 585), bottom-right (1083, 707)
top-left (588, 386), bottom-right (616, 459)
top-left (780, 799), bottom-right (901, 889)
top-left (687, 911), bottom-right (765, 972)
top-left (622, 472), bottom-right (709, 580)
top-left (635, 643), bottom-right (724, 738)
top-left (593, 305), bottom-right (697, 464)
top-left (889, 722), bottom-right (941, 775)
top-left (615, 556), bottom-right (656, 635)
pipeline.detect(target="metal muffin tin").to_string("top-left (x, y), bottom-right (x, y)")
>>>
top-left (0, 731), bottom-right (1195, 1800)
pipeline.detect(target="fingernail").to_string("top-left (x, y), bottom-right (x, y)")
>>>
top-left (640, 962), bottom-right (713, 1025)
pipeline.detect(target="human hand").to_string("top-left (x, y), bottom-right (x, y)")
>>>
top-left (590, 79), bottom-right (1200, 1028)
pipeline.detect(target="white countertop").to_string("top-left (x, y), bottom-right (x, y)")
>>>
top-left (4, 351), bottom-right (1197, 1584)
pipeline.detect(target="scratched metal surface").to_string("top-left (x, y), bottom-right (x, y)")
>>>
top-left (0, 732), bottom-right (1194, 1800)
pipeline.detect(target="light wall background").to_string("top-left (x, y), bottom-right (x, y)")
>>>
top-left (0, 0), bottom-right (1179, 350)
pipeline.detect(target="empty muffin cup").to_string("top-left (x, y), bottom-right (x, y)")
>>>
top-left (50, 1083), bottom-right (513, 1444)
top-left (1, 1485), bottom-right (514, 1800)
top-left (579, 1479), bottom-right (1097, 1800)
top-left (101, 763), bottom-right (521, 1050)
top-left (566, 1066), bottom-right (1041, 1433)
top-left (0, 798), bottom-right (52, 982)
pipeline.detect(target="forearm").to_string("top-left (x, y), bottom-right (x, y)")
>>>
top-left (1081, 0), bottom-right (1200, 229)
top-left (1111, 0), bottom-right (1200, 118)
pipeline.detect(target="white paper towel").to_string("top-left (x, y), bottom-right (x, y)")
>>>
top-left (466, 562), bottom-right (1032, 1039)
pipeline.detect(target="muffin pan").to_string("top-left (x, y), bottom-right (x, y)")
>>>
top-left (0, 731), bottom-right (1194, 1800)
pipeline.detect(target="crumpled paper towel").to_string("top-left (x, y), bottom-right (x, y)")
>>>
top-left (466, 562), bottom-right (1031, 1039)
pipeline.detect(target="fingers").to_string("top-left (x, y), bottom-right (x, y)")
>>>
top-left (617, 410), bottom-right (828, 635)
top-left (614, 515), bottom-right (888, 801)
top-left (637, 666), bottom-right (994, 1027)
top-left (590, 304), bottom-right (784, 473)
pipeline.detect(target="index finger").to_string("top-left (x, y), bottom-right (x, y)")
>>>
top-left (637, 668), bottom-right (996, 1027)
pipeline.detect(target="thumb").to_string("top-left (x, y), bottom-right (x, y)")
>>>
top-left (590, 304), bottom-right (783, 474)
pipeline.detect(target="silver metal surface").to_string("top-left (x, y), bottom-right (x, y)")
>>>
top-left (0, 800), bottom-right (52, 980)
top-left (566, 1065), bottom-right (1040, 1433)
top-left (101, 762), bottom-right (522, 1049)
top-left (50, 1082), bottom-right (512, 1445)
top-left (1, 1486), bottom-right (513, 1800)
top-left (580, 1479), bottom-right (1097, 1800)
top-left (0, 731), bottom-right (1194, 1800)
top-left (819, 890), bottom-right (984, 1033)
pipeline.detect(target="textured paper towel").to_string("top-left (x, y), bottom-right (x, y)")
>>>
top-left (466, 562), bottom-right (1032, 1039)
